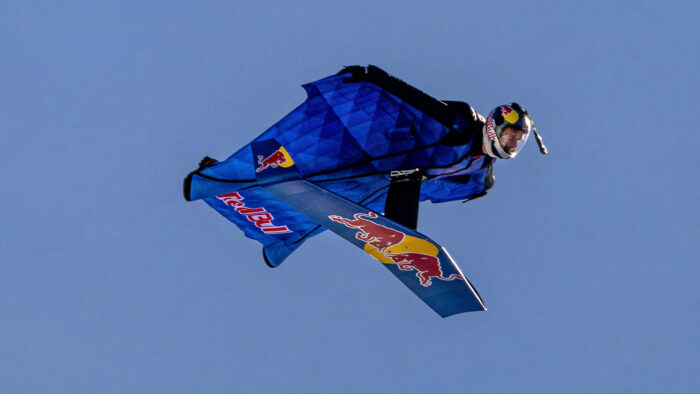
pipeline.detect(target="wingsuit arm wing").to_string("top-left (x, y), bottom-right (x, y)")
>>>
top-left (252, 138), bottom-right (486, 317)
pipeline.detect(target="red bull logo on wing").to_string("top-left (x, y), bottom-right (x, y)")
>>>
top-left (329, 212), bottom-right (463, 287)
top-left (217, 192), bottom-right (292, 234)
top-left (387, 252), bottom-right (462, 286)
top-left (256, 146), bottom-right (295, 173)
top-left (328, 212), bottom-right (404, 252)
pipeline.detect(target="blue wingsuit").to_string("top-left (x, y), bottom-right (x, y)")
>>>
top-left (184, 65), bottom-right (495, 267)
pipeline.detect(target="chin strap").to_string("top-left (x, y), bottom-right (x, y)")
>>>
top-left (532, 127), bottom-right (548, 155)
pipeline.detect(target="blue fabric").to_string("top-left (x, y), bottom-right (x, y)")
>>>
top-left (188, 67), bottom-right (494, 264)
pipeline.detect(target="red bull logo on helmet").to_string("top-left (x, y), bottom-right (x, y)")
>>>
top-left (256, 146), bottom-right (295, 173)
top-left (486, 118), bottom-right (497, 140)
top-left (500, 105), bottom-right (519, 124)
top-left (329, 212), bottom-right (463, 287)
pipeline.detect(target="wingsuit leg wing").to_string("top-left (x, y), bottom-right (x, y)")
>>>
top-left (252, 138), bottom-right (486, 317)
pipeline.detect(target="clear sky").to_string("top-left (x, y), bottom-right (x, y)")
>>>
top-left (2, 1), bottom-right (698, 393)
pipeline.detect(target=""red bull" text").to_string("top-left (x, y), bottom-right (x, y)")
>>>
top-left (217, 192), bottom-right (291, 234)
top-left (486, 118), bottom-right (496, 140)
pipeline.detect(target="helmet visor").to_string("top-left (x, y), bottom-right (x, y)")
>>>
top-left (498, 126), bottom-right (530, 155)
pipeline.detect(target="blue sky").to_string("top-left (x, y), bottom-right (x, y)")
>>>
top-left (2, 1), bottom-right (698, 392)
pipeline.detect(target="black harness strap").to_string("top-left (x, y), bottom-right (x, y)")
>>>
top-left (384, 170), bottom-right (423, 230)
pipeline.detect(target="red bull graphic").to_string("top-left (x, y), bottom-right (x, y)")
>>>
top-left (329, 212), bottom-right (404, 252)
top-left (256, 146), bottom-right (295, 173)
top-left (217, 192), bottom-right (292, 234)
top-left (500, 105), bottom-right (519, 124)
top-left (486, 118), bottom-right (496, 140)
top-left (329, 212), bottom-right (463, 287)
top-left (386, 252), bottom-right (462, 286)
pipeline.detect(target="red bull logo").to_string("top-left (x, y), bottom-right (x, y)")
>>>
top-left (486, 118), bottom-right (496, 140)
top-left (329, 212), bottom-right (404, 252)
top-left (256, 146), bottom-right (294, 173)
top-left (500, 105), bottom-right (519, 124)
top-left (217, 192), bottom-right (292, 234)
top-left (386, 252), bottom-right (462, 286)
top-left (329, 212), bottom-right (462, 287)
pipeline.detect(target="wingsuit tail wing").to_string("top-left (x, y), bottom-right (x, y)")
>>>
top-left (253, 139), bottom-right (486, 317)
